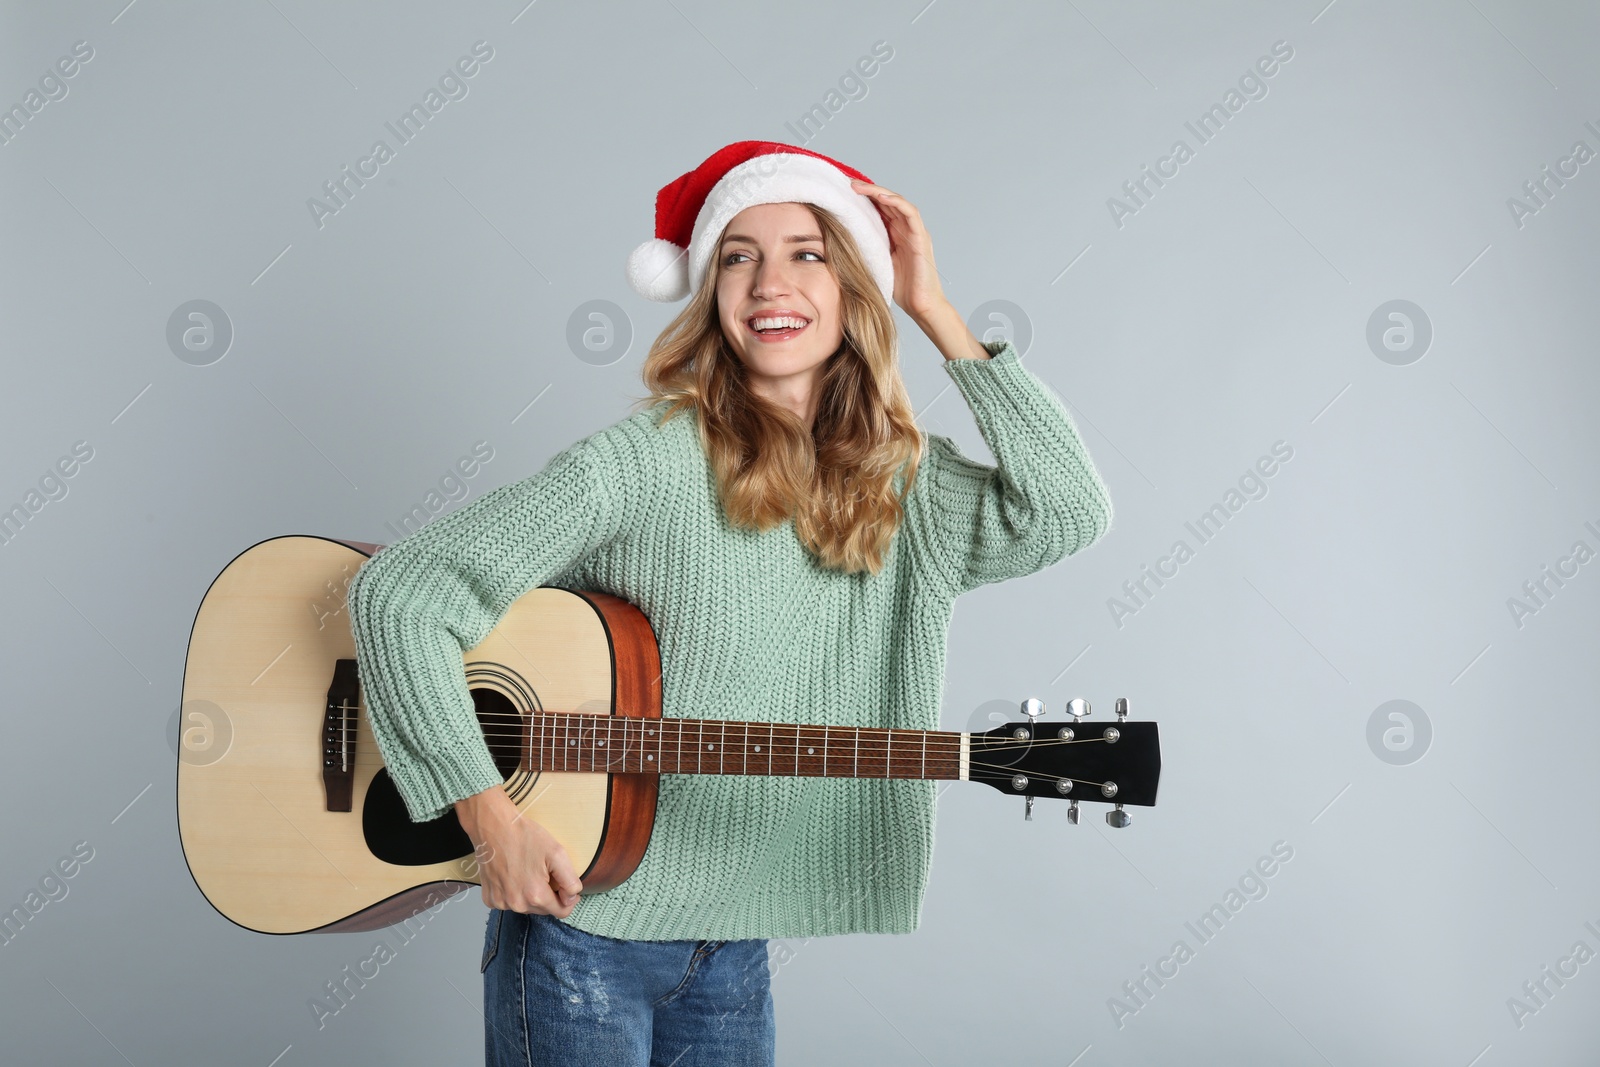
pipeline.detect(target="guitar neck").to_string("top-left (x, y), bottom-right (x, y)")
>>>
top-left (516, 712), bottom-right (968, 781)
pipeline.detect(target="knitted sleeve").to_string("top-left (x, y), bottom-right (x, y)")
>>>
top-left (920, 337), bottom-right (1113, 596)
top-left (346, 438), bottom-right (620, 823)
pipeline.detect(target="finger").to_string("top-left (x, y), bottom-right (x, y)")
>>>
top-left (850, 180), bottom-right (919, 215)
top-left (851, 179), bottom-right (903, 200)
top-left (548, 851), bottom-right (583, 896)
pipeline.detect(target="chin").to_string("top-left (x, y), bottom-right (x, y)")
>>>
top-left (740, 344), bottom-right (832, 376)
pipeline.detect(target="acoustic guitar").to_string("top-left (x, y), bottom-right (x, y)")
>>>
top-left (177, 535), bottom-right (1161, 935)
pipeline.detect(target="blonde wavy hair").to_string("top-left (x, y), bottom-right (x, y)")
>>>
top-left (628, 202), bottom-right (924, 576)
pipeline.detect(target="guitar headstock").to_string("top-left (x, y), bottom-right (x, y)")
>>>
top-left (969, 697), bottom-right (1160, 827)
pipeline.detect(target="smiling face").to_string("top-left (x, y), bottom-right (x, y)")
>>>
top-left (715, 202), bottom-right (846, 412)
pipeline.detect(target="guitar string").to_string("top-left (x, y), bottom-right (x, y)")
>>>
top-left (466, 735), bottom-right (1113, 763)
top-left (480, 744), bottom-right (1109, 789)
top-left (467, 715), bottom-right (1117, 751)
top-left (354, 711), bottom-right (1127, 785)
top-left (455, 719), bottom-right (1117, 787)
top-left (344, 751), bottom-right (1107, 793)
top-left (344, 733), bottom-right (1121, 789)
top-left (484, 744), bottom-right (1111, 790)
top-left (465, 731), bottom-right (1109, 760)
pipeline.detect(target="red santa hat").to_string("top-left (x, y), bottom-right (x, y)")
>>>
top-left (625, 140), bottom-right (895, 305)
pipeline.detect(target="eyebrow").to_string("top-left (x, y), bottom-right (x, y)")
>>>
top-left (720, 233), bottom-right (824, 246)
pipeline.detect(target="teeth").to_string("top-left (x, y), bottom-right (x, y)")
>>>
top-left (751, 316), bottom-right (808, 331)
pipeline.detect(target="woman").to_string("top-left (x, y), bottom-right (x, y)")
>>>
top-left (346, 140), bottom-right (1114, 1066)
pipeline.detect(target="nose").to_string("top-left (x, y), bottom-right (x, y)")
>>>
top-left (751, 254), bottom-right (792, 298)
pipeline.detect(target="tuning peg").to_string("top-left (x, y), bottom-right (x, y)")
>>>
top-left (1021, 697), bottom-right (1044, 722)
top-left (1067, 800), bottom-right (1080, 825)
top-left (1066, 697), bottom-right (1091, 721)
top-left (1106, 804), bottom-right (1131, 829)
top-left (1024, 795), bottom-right (1035, 821)
top-left (1115, 697), bottom-right (1128, 722)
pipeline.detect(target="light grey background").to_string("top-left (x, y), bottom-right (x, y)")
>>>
top-left (2, 0), bottom-right (1597, 1063)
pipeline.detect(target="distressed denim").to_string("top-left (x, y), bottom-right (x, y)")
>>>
top-left (481, 908), bottom-right (775, 1066)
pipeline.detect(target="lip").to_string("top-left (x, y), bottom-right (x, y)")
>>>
top-left (744, 310), bottom-right (812, 343)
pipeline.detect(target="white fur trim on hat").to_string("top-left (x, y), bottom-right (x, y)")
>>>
top-left (626, 237), bottom-right (690, 302)
top-left (683, 154), bottom-right (894, 307)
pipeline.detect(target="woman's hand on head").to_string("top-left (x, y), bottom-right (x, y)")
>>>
top-left (849, 179), bottom-right (952, 325)
top-left (455, 785), bottom-right (582, 917)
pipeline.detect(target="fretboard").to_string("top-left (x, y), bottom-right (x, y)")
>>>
top-left (515, 712), bottom-right (967, 781)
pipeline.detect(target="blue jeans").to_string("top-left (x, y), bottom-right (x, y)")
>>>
top-left (481, 908), bottom-right (776, 1066)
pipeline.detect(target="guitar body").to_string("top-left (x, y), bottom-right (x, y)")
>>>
top-left (177, 535), bottom-right (661, 935)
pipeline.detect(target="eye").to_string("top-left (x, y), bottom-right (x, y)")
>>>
top-left (721, 249), bottom-right (826, 267)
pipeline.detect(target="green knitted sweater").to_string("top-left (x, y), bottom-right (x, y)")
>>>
top-left (345, 337), bottom-right (1112, 941)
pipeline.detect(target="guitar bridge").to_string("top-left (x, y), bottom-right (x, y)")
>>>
top-left (323, 658), bottom-right (360, 812)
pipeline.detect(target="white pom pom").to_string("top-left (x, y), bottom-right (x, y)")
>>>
top-left (626, 238), bottom-right (690, 302)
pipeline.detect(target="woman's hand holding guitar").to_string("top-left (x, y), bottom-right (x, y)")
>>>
top-left (456, 785), bottom-right (583, 917)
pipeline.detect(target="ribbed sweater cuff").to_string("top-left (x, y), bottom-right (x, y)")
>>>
top-left (407, 738), bottom-right (506, 823)
top-left (941, 336), bottom-right (1028, 403)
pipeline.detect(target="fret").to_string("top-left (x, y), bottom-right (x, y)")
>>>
top-left (513, 714), bottom-right (974, 780)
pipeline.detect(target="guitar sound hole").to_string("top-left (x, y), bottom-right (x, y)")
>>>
top-left (471, 687), bottom-right (524, 779)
